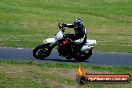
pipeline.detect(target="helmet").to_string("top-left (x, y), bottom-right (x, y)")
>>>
top-left (74, 18), bottom-right (83, 28)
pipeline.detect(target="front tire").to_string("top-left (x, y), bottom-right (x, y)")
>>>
top-left (33, 44), bottom-right (52, 59)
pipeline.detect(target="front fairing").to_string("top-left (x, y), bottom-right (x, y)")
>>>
top-left (55, 31), bottom-right (64, 42)
top-left (43, 31), bottom-right (64, 44)
top-left (43, 38), bottom-right (55, 43)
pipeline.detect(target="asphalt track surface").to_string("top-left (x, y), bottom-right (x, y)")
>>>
top-left (0, 48), bottom-right (132, 66)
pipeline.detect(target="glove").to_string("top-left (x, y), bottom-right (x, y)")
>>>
top-left (58, 23), bottom-right (64, 29)
top-left (62, 23), bottom-right (67, 27)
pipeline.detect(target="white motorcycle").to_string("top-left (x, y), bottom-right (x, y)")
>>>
top-left (33, 23), bottom-right (97, 61)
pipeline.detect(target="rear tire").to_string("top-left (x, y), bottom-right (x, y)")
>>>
top-left (33, 44), bottom-right (52, 59)
top-left (74, 50), bottom-right (92, 62)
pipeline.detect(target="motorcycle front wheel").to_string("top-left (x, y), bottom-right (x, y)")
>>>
top-left (33, 44), bottom-right (52, 59)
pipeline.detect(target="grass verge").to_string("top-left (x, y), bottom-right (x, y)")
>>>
top-left (0, 0), bottom-right (132, 52)
top-left (0, 60), bottom-right (132, 88)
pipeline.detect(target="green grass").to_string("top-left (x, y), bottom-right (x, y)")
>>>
top-left (0, 0), bottom-right (132, 52)
top-left (0, 60), bottom-right (132, 88)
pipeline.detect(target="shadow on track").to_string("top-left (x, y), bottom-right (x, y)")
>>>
top-left (38, 58), bottom-right (89, 63)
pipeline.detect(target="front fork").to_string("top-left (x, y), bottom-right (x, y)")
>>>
top-left (49, 42), bottom-right (57, 49)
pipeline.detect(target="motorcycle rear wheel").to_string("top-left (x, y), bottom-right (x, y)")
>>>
top-left (74, 50), bottom-right (92, 62)
top-left (33, 44), bottom-right (52, 59)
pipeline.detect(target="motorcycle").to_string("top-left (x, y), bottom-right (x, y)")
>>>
top-left (33, 23), bottom-right (97, 61)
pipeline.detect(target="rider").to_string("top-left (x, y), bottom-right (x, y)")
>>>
top-left (61, 18), bottom-right (87, 59)
top-left (62, 18), bottom-right (87, 44)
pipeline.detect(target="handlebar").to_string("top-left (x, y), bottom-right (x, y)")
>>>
top-left (58, 23), bottom-right (65, 32)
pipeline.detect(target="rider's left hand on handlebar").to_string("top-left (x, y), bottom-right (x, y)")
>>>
top-left (62, 23), bottom-right (66, 27)
top-left (58, 23), bottom-right (65, 31)
top-left (58, 23), bottom-right (61, 27)
top-left (58, 23), bottom-right (62, 29)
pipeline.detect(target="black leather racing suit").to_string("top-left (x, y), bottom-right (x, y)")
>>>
top-left (63, 24), bottom-right (87, 41)
top-left (62, 23), bottom-right (87, 59)
top-left (62, 23), bottom-right (87, 53)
